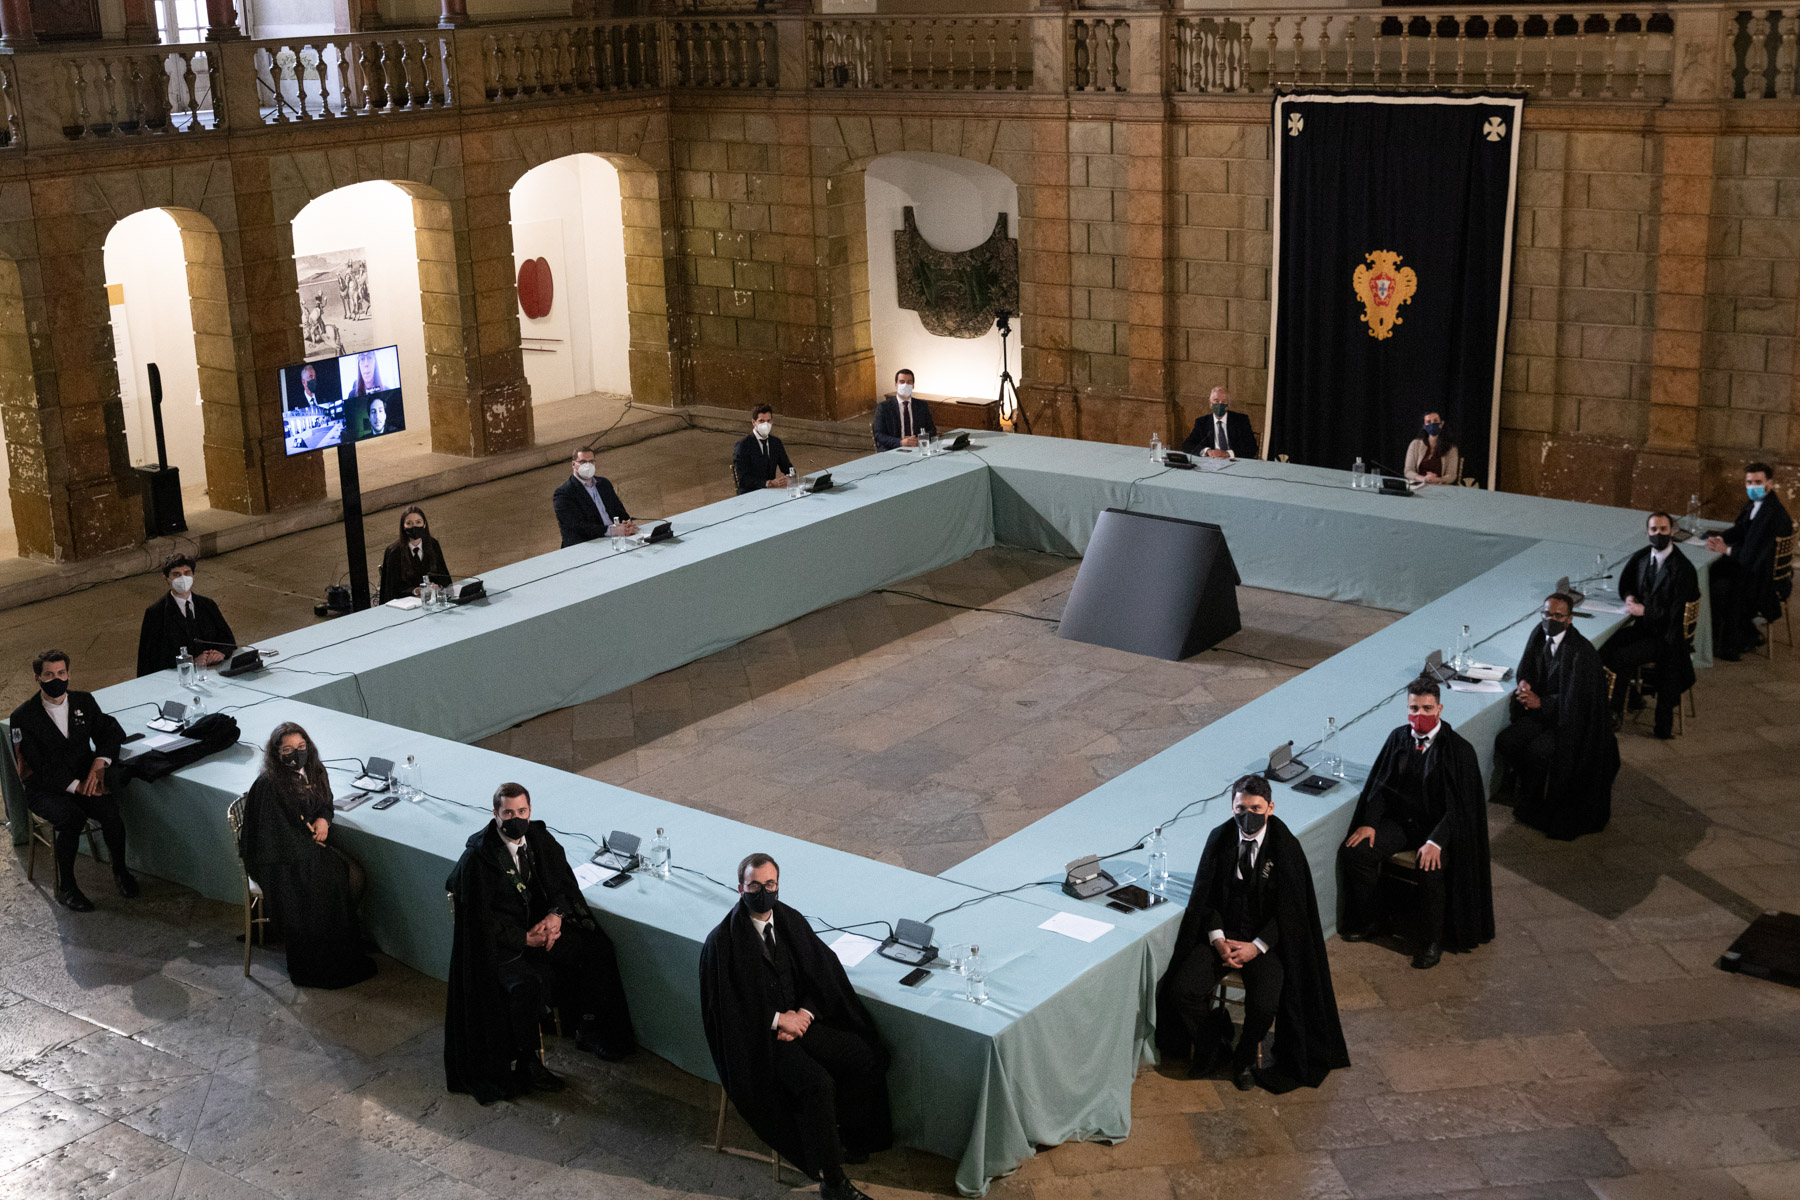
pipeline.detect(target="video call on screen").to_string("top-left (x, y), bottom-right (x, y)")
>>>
top-left (281, 345), bottom-right (405, 457)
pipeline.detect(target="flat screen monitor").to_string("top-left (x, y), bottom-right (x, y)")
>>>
top-left (280, 345), bottom-right (405, 457)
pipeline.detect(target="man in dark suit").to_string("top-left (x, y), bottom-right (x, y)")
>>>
top-left (552, 446), bottom-right (638, 549)
top-left (871, 369), bottom-right (936, 452)
top-left (733, 403), bottom-right (795, 495)
top-left (1181, 386), bottom-right (1259, 459)
top-left (10, 649), bottom-right (135, 911)
top-left (1603, 511), bottom-right (1703, 736)
top-left (1707, 462), bottom-right (1793, 660)
top-left (136, 553), bottom-right (236, 678)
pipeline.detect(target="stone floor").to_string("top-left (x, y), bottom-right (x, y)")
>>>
top-left (478, 546), bottom-right (1399, 874)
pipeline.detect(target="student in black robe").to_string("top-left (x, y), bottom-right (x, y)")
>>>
top-left (445, 782), bottom-right (635, 1103)
top-left (1155, 776), bottom-right (1349, 1093)
top-left (1707, 461), bottom-right (1793, 660)
top-left (1495, 593), bottom-right (1620, 840)
top-left (733, 403), bottom-right (795, 495)
top-left (700, 852), bottom-right (889, 1200)
top-left (1339, 677), bottom-right (1494, 970)
top-left (9, 649), bottom-right (134, 911)
top-left (1603, 511), bottom-right (1702, 737)
top-left (377, 505), bottom-right (452, 603)
top-left (238, 721), bottom-right (375, 990)
top-left (136, 553), bottom-right (236, 677)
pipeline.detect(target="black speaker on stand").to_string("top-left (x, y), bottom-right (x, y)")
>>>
top-left (133, 362), bottom-right (188, 537)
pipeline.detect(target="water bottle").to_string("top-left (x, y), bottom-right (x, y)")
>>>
top-left (1686, 493), bottom-right (1702, 535)
top-left (647, 827), bottom-right (671, 880)
top-left (1352, 457), bottom-right (1366, 489)
top-left (175, 646), bottom-right (194, 689)
top-left (1453, 624), bottom-right (1472, 673)
top-left (1319, 716), bottom-right (1341, 778)
top-left (790, 471), bottom-right (804, 499)
top-left (188, 692), bottom-right (206, 720)
top-left (403, 754), bottom-right (423, 802)
top-left (1149, 433), bottom-right (1162, 463)
top-left (1145, 826), bottom-right (1170, 893)
top-left (963, 945), bottom-right (988, 1005)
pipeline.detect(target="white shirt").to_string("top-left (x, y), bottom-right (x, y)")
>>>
top-left (1210, 824), bottom-right (1271, 954)
top-left (899, 398), bottom-right (912, 439)
top-left (579, 477), bottom-right (615, 533)
top-left (1410, 722), bottom-right (1443, 851)
top-left (1751, 498), bottom-right (1764, 522)
top-left (1547, 628), bottom-right (1567, 656)
top-left (1215, 416), bottom-right (1229, 448)
top-left (43, 693), bottom-right (109, 793)
top-left (1650, 544), bottom-right (1672, 570)
top-left (173, 594), bottom-right (193, 622)
top-left (751, 909), bottom-right (814, 1028)
top-left (502, 833), bottom-right (526, 873)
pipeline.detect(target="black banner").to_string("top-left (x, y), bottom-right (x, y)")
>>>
top-left (1266, 93), bottom-right (1522, 486)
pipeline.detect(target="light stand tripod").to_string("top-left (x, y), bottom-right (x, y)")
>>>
top-left (995, 309), bottom-right (1029, 433)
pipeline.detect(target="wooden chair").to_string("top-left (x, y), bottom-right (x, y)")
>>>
top-left (1212, 968), bottom-right (1267, 1068)
top-left (1276, 454), bottom-right (1289, 464)
top-left (225, 795), bottom-right (270, 976)
top-left (11, 730), bottom-right (105, 888)
top-left (1460, 477), bottom-right (1480, 487)
top-left (1624, 598), bottom-right (1700, 736)
top-left (1765, 531), bottom-right (1795, 661)
top-left (710, 1084), bottom-right (786, 1182)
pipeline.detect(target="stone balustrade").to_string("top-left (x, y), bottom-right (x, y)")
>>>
top-left (810, 17), bottom-right (1030, 91)
top-left (52, 44), bottom-right (219, 140)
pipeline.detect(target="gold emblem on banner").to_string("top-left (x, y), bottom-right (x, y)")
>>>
top-left (1352, 251), bottom-right (1417, 340)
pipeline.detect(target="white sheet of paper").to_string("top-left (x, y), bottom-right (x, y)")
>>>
top-left (829, 933), bottom-right (880, 969)
top-left (386, 596), bottom-right (422, 610)
top-left (1038, 911), bottom-right (1114, 943)
top-left (141, 732), bottom-right (188, 751)
top-left (1580, 600), bottom-right (1629, 615)
top-left (1448, 679), bottom-right (1506, 693)
top-left (572, 862), bottom-right (607, 890)
top-left (1463, 662), bottom-right (1508, 681)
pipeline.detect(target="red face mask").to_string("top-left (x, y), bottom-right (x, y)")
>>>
top-left (1408, 712), bottom-right (1440, 736)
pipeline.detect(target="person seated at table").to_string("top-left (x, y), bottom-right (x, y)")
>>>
top-left (445, 782), bottom-right (636, 1103)
top-left (1154, 776), bottom-right (1348, 1092)
top-left (136, 553), bottom-right (236, 677)
top-left (378, 505), bottom-right (453, 603)
top-left (733, 403), bottom-right (794, 495)
top-left (1403, 411), bottom-right (1462, 485)
top-left (1181, 386), bottom-right (1259, 459)
top-left (1495, 593), bottom-right (1619, 840)
top-left (700, 853), bottom-right (890, 1200)
top-left (9, 649), bottom-right (135, 911)
top-left (1603, 511), bottom-right (1702, 736)
top-left (552, 446), bottom-right (638, 549)
top-left (1707, 461), bottom-right (1793, 660)
top-left (872, 368), bottom-right (936, 451)
top-left (238, 722), bottom-right (375, 990)
top-left (1339, 678), bottom-right (1493, 970)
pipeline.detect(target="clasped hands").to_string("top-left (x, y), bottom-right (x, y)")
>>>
top-left (1623, 595), bottom-right (1646, 618)
top-left (1210, 936), bottom-right (1261, 968)
top-left (525, 912), bottom-right (563, 951)
top-left (775, 1008), bottom-right (813, 1042)
top-left (1346, 825), bottom-right (1441, 871)
top-left (766, 472), bottom-right (792, 489)
top-left (1514, 680), bottom-right (1542, 710)
top-left (196, 649), bottom-right (226, 667)
top-left (78, 758), bottom-right (109, 797)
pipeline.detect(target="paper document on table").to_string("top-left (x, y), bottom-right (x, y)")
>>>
top-left (1462, 662), bottom-right (1509, 682)
top-left (1580, 600), bottom-right (1629, 615)
top-left (829, 934), bottom-right (880, 969)
top-left (141, 732), bottom-right (189, 751)
top-left (386, 596), bottom-right (422, 610)
top-left (1039, 911), bottom-right (1114, 942)
top-left (572, 863), bottom-right (607, 890)
top-left (1449, 679), bottom-right (1506, 693)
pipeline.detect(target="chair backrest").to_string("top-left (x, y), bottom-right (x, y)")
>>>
top-left (8, 727), bottom-right (26, 782)
top-left (1460, 477), bottom-right (1480, 487)
top-left (1603, 666), bottom-right (1617, 702)
top-left (1775, 531), bottom-right (1796, 585)
top-left (1682, 598), bottom-right (1701, 650)
top-left (1276, 454), bottom-right (1289, 463)
top-left (226, 794), bottom-right (247, 846)
top-left (729, 456), bottom-right (741, 494)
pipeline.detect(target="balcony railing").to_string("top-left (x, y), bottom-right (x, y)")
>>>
top-left (810, 17), bottom-right (1030, 91)
top-left (57, 45), bottom-right (218, 140)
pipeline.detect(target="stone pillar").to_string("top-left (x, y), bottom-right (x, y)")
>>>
top-left (0, 0), bottom-right (36, 49)
top-left (434, 174), bottom-right (533, 457)
top-left (355, 0), bottom-right (384, 31)
top-left (438, 0), bottom-right (467, 30)
top-left (1122, 118), bottom-right (1173, 429)
top-left (122, 0), bottom-right (157, 44)
top-left (1018, 118), bottom-right (1073, 435)
top-left (204, 0), bottom-right (243, 39)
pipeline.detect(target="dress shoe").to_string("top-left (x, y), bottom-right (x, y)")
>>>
top-left (575, 1027), bottom-right (632, 1062)
top-left (821, 1174), bottom-right (874, 1200)
top-left (1232, 1065), bottom-right (1256, 1092)
top-left (523, 1058), bottom-right (565, 1093)
top-left (56, 887), bottom-right (95, 913)
top-left (1338, 924), bottom-right (1377, 943)
top-left (114, 870), bottom-right (140, 899)
top-left (1411, 942), bottom-right (1443, 970)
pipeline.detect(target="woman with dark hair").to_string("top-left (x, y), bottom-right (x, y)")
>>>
top-left (378, 505), bottom-right (452, 603)
top-left (238, 722), bottom-right (376, 989)
top-left (346, 350), bottom-right (386, 397)
top-left (1403, 412), bottom-right (1461, 485)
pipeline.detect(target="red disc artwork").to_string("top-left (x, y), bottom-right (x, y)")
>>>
top-left (517, 257), bottom-right (553, 319)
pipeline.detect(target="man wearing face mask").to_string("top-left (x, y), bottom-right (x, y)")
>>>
top-left (1603, 512), bottom-right (1702, 736)
top-left (1155, 776), bottom-right (1348, 1092)
top-left (10, 649), bottom-right (134, 911)
top-left (700, 853), bottom-right (890, 1200)
top-left (1339, 678), bottom-right (1493, 970)
top-left (1496, 593), bottom-right (1620, 840)
top-left (377, 504), bottom-right (453, 603)
top-left (872, 368), bottom-right (937, 452)
top-left (136, 553), bottom-right (237, 677)
top-left (1707, 462), bottom-right (1793, 660)
top-left (732, 403), bottom-right (795, 495)
top-left (1181, 386), bottom-right (1260, 460)
top-left (444, 782), bottom-right (636, 1103)
top-left (552, 446), bottom-right (638, 549)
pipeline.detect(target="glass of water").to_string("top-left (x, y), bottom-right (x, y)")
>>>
top-left (943, 944), bottom-right (970, 976)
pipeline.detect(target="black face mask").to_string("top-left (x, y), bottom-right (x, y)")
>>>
top-left (1210, 403), bottom-right (1228, 419)
top-left (499, 816), bottom-right (530, 841)
top-left (741, 888), bottom-right (777, 915)
top-left (1541, 618), bottom-right (1567, 638)
top-left (279, 746), bottom-right (307, 770)
top-left (1235, 810), bottom-right (1267, 837)
top-left (404, 525), bottom-right (425, 542)
top-left (1423, 422), bottom-right (1441, 437)
top-left (1648, 533), bottom-right (1671, 551)
top-left (39, 677), bottom-right (68, 699)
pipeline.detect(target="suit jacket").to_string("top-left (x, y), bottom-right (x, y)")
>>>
top-left (1181, 410), bottom-right (1259, 458)
top-left (136, 592), bottom-right (236, 677)
top-left (9, 691), bottom-right (125, 796)
top-left (872, 394), bottom-right (937, 451)
top-left (1618, 544), bottom-right (1702, 664)
top-left (552, 474), bottom-right (631, 549)
top-left (732, 433), bottom-right (794, 495)
top-left (378, 535), bottom-right (452, 604)
top-left (1721, 492), bottom-right (1794, 618)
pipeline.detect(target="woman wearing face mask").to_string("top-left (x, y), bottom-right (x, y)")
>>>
top-left (238, 722), bottom-right (376, 989)
top-left (378, 505), bottom-right (452, 604)
top-left (1403, 412), bottom-right (1461, 485)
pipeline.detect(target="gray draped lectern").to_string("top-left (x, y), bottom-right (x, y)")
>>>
top-left (1057, 508), bottom-right (1241, 661)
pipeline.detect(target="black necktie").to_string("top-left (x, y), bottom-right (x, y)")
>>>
top-left (760, 921), bottom-right (776, 960)
top-left (516, 844), bottom-right (532, 885)
top-left (1415, 736), bottom-right (1429, 754)
top-left (1237, 838), bottom-right (1254, 880)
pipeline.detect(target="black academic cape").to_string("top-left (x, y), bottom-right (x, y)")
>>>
top-left (871, 394), bottom-right (938, 451)
top-left (1155, 816), bottom-right (1349, 1090)
top-left (1349, 722), bottom-right (1495, 953)
top-left (136, 592), bottom-right (236, 677)
top-left (1181, 410), bottom-right (1259, 458)
top-left (444, 820), bottom-right (600, 1103)
top-left (1616, 544), bottom-right (1702, 697)
top-left (239, 774), bottom-right (375, 990)
top-left (700, 900), bottom-right (893, 1175)
top-left (1719, 492), bottom-right (1794, 621)
top-left (1510, 624), bottom-right (1620, 840)
top-left (8, 691), bottom-right (124, 796)
top-left (377, 535), bottom-right (452, 604)
top-left (732, 433), bottom-right (794, 495)
top-left (552, 474), bottom-right (632, 548)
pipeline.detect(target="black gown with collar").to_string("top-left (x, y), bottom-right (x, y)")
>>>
top-left (1615, 543), bottom-right (1702, 696)
top-left (1510, 623), bottom-right (1619, 840)
top-left (238, 773), bottom-right (375, 990)
top-left (377, 534), bottom-right (452, 603)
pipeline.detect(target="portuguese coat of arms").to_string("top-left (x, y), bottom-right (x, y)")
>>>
top-left (1352, 250), bottom-right (1418, 340)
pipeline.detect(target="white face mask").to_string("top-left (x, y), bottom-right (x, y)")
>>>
top-left (170, 575), bottom-right (195, 595)
top-left (754, 421), bottom-right (772, 438)
top-left (575, 461), bottom-right (596, 481)
top-left (895, 382), bottom-right (914, 399)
